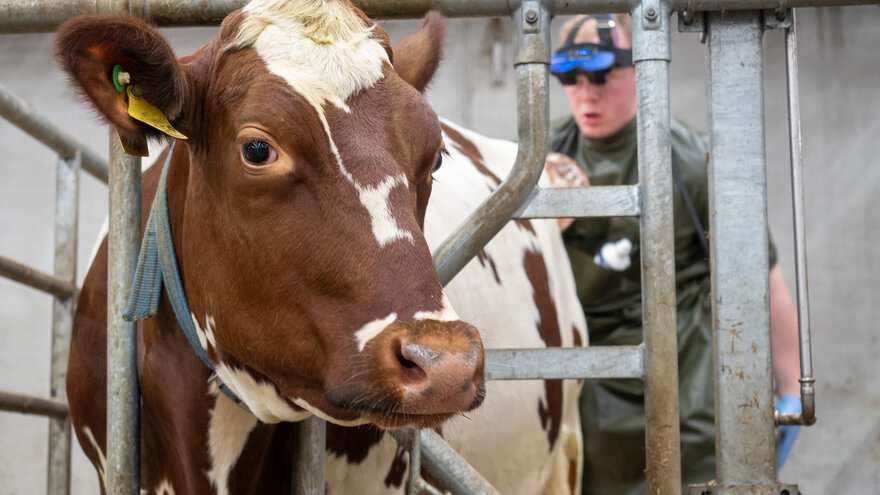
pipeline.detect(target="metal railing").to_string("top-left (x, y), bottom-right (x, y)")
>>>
top-left (0, 84), bottom-right (108, 495)
top-left (0, 0), bottom-right (841, 494)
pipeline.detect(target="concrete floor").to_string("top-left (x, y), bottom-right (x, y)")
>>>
top-left (1, 6), bottom-right (878, 494)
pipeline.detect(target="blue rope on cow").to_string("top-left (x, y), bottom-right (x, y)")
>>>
top-left (123, 142), bottom-right (244, 407)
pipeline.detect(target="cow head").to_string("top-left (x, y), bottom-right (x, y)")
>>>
top-left (56, 0), bottom-right (484, 428)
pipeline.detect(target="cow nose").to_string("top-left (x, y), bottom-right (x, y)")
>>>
top-left (385, 322), bottom-right (485, 414)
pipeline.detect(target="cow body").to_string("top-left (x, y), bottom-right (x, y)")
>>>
top-left (60, 1), bottom-right (586, 493)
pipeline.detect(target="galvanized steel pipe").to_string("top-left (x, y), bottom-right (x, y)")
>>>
top-left (0, 390), bottom-right (69, 418)
top-left (0, 254), bottom-right (77, 299)
top-left (390, 429), bottom-right (501, 495)
top-left (106, 134), bottom-right (141, 495)
top-left (513, 185), bottom-right (641, 219)
top-left (0, 84), bottom-right (108, 183)
top-left (47, 150), bottom-right (79, 495)
top-left (707, 10), bottom-right (777, 486)
top-left (2, 0), bottom-right (880, 31)
top-left (781, 8), bottom-right (817, 428)
top-left (485, 347), bottom-right (645, 380)
top-left (294, 416), bottom-right (326, 495)
top-left (433, 0), bottom-right (550, 285)
top-left (631, 2), bottom-right (682, 493)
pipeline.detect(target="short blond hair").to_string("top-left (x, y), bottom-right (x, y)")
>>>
top-left (557, 14), bottom-right (632, 49)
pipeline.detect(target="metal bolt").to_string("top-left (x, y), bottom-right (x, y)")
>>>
top-left (525, 8), bottom-right (538, 23)
top-left (646, 6), bottom-right (658, 20)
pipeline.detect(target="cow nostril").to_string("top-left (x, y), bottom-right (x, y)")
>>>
top-left (397, 351), bottom-right (417, 370)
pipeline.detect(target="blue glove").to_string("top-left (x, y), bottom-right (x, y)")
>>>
top-left (776, 395), bottom-right (801, 468)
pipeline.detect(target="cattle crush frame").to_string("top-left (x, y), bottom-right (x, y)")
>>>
top-left (0, 0), bottom-right (866, 493)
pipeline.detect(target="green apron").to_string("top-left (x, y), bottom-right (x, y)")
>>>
top-left (551, 117), bottom-right (777, 494)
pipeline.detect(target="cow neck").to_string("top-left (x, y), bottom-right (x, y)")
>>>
top-left (123, 141), bottom-right (246, 409)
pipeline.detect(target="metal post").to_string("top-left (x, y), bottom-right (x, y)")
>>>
top-left (47, 150), bottom-right (79, 495)
top-left (293, 416), bottom-right (326, 495)
top-left (432, 0), bottom-right (550, 285)
top-left (631, 1), bottom-right (682, 493)
top-left (701, 11), bottom-right (780, 494)
top-left (106, 134), bottom-right (141, 495)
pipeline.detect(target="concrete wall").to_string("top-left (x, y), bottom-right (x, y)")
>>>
top-left (1, 6), bottom-right (877, 494)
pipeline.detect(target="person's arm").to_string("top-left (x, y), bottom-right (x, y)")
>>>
top-left (770, 263), bottom-right (801, 396)
top-left (543, 152), bottom-right (589, 231)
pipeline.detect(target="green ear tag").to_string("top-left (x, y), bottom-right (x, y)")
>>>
top-left (112, 65), bottom-right (127, 93)
top-left (126, 87), bottom-right (188, 140)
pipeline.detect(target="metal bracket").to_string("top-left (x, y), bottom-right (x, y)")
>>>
top-left (764, 8), bottom-right (793, 29)
top-left (688, 483), bottom-right (800, 495)
top-left (641, 0), bottom-right (662, 31)
top-left (677, 8), bottom-right (707, 44)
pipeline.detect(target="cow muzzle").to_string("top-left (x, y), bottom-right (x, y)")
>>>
top-left (326, 319), bottom-right (485, 425)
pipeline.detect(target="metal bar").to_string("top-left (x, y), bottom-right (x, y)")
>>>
top-left (513, 185), bottom-right (640, 219)
top-left (293, 416), bottom-right (326, 495)
top-left (707, 10), bottom-right (777, 487)
top-left (106, 133), bottom-right (141, 495)
top-left (1, 0), bottom-right (880, 31)
top-left (433, 0), bottom-right (550, 285)
top-left (0, 254), bottom-right (77, 299)
top-left (0, 84), bottom-right (108, 183)
top-left (390, 429), bottom-right (501, 495)
top-left (47, 150), bottom-right (79, 495)
top-left (0, 390), bottom-right (69, 418)
top-left (406, 427), bottom-right (421, 495)
top-left (631, 2), bottom-right (682, 493)
top-left (783, 8), bottom-right (817, 427)
top-left (485, 347), bottom-right (645, 380)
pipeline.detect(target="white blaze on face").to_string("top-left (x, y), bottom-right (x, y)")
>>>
top-left (229, 0), bottom-right (413, 247)
top-left (354, 312), bottom-right (397, 352)
top-left (413, 293), bottom-right (460, 322)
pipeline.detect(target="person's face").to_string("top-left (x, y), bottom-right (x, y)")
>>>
top-left (561, 22), bottom-right (637, 139)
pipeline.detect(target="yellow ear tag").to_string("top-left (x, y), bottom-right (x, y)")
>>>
top-left (126, 87), bottom-right (188, 140)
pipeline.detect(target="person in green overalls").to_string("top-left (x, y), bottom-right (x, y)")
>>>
top-left (543, 14), bottom-right (804, 494)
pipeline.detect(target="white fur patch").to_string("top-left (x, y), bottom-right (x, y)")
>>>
top-left (82, 426), bottom-right (107, 489)
top-left (413, 293), bottom-right (460, 322)
top-left (214, 363), bottom-right (311, 424)
top-left (191, 313), bottom-right (219, 351)
top-left (353, 312), bottom-right (397, 352)
top-left (205, 383), bottom-right (258, 495)
top-left (353, 174), bottom-right (414, 247)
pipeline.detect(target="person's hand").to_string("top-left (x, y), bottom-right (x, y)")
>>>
top-left (544, 153), bottom-right (589, 188)
top-left (776, 395), bottom-right (801, 468)
top-left (544, 153), bottom-right (589, 231)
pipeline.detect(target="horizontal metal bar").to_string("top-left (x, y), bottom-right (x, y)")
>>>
top-left (0, 254), bottom-right (77, 299)
top-left (514, 185), bottom-right (640, 219)
top-left (390, 428), bottom-right (501, 495)
top-left (0, 83), bottom-right (108, 183)
top-left (0, 390), bottom-right (69, 418)
top-left (485, 346), bottom-right (645, 380)
top-left (1, 0), bottom-right (878, 33)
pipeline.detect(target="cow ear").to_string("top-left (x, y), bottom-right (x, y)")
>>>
top-left (55, 14), bottom-right (189, 155)
top-left (392, 11), bottom-right (445, 93)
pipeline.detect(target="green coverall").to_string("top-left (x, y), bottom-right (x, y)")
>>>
top-left (551, 117), bottom-right (777, 495)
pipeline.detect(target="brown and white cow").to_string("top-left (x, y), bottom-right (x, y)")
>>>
top-left (57, 0), bottom-right (586, 493)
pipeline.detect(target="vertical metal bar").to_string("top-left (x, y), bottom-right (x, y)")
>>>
top-left (47, 150), bottom-right (79, 495)
top-left (707, 10), bottom-right (777, 486)
top-left (406, 428), bottom-right (421, 495)
top-left (294, 416), bottom-right (325, 494)
top-left (783, 8), bottom-right (817, 426)
top-left (631, 2), bottom-right (682, 493)
top-left (106, 134), bottom-right (141, 495)
top-left (432, 0), bottom-right (549, 285)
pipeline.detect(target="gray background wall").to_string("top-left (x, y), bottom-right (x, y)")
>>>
top-left (1, 6), bottom-right (877, 494)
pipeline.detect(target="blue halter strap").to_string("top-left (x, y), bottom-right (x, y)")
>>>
top-left (123, 142), bottom-right (244, 407)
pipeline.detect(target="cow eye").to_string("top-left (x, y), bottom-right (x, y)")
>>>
top-left (241, 140), bottom-right (277, 165)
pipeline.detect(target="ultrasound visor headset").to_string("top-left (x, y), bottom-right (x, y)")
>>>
top-left (550, 14), bottom-right (633, 86)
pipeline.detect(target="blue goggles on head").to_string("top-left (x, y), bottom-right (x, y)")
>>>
top-left (551, 15), bottom-right (633, 86)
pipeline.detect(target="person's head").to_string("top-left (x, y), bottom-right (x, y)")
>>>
top-left (553, 14), bottom-right (636, 139)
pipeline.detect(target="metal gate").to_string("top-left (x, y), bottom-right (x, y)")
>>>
top-left (1, 0), bottom-right (858, 493)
